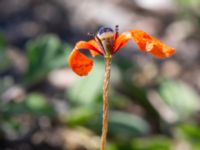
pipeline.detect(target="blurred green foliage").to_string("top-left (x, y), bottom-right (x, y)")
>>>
top-left (0, 33), bottom-right (11, 72)
top-left (68, 61), bottom-right (104, 105)
top-left (0, 92), bottom-right (55, 140)
top-left (25, 93), bottom-right (55, 117)
top-left (108, 111), bottom-right (149, 138)
top-left (175, 123), bottom-right (200, 150)
top-left (159, 79), bottom-right (200, 120)
top-left (132, 137), bottom-right (172, 150)
top-left (25, 34), bottom-right (71, 86)
top-left (177, 0), bottom-right (198, 7)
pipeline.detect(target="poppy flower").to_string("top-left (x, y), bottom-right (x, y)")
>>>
top-left (68, 26), bottom-right (175, 76)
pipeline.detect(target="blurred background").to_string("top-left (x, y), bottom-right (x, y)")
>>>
top-left (1, 0), bottom-right (200, 150)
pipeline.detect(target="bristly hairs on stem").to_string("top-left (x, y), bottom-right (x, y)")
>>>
top-left (101, 56), bottom-right (112, 150)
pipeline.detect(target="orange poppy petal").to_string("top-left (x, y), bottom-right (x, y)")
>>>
top-left (76, 40), bottom-right (103, 56)
top-left (88, 40), bottom-right (101, 57)
top-left (114, 30), bottom-right (175, 58)
top-left (113, 32), bottom-right (132, 53)
top-left (68, 41), bottom-right (102, 76)
top-left (68, 49), bottom-right (93, 76)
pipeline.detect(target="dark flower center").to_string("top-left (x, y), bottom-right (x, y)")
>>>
top-left (96, 27), bottom-right (115, 55)
top-left (97, 27), bottom-right (114, 35)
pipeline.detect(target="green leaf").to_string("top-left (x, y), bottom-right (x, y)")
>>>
top-left (0, 33), bottom-right (11, 71)
top-left (175, 124), bottom-right (200, 150)
top-left (25, 34), bottom-right (70, 86)
top-left (176, 0), bottom-right (196, 7)
top-left (106, 143), bottom-right (118, 150)
top-left (108, 111), bottom-right (149, 139)
top-left (131, 136), bottom-right (172, 150)
top-left (0, 50), bottom-right (11, 71)
top-left (0, 33), bottom-right (7, 48)
top-left (159, 79), bottom-right (200, 120)
top-left (0, 101), bottom-right (26, 117)
top-left (25, 93), bottom-right (55, 117)
top-left (67, 106), bottom-right (97, 126)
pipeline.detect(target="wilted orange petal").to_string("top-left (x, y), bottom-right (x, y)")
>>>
top-left (76, 41), bottom-right (103, 56)
top-left (113, 32), bottom-right (132, 53)
top-left (68, 41), bottom-right (102, 76)
top-left (88, 40), bottom-right (101, 57)
top-left (145, 38), bottom-right (175, 58)
top-left (131, 30), bottom-right (175, 58)
top-left (114, 30), bottom-right (175, 58)
top-left (68, 49), bottom-right (93, 76)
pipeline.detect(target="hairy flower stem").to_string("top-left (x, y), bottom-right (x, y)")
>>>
top-left (101, 56), bottom-right (112, 150)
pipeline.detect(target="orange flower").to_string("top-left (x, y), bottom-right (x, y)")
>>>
top-left (68, 26), bottom-right (175, 76)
